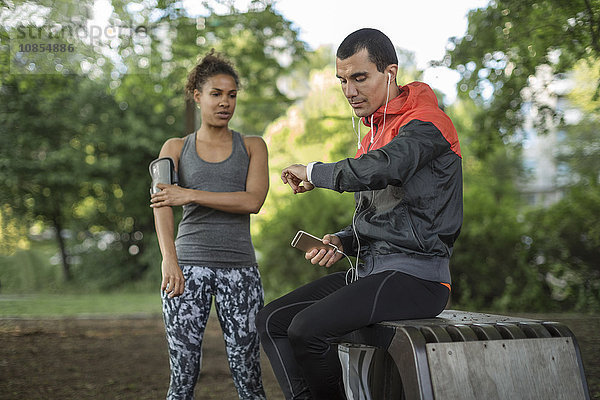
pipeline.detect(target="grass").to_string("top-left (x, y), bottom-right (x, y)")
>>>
top-left (1, 240), bottom-right (164, 317)
top-left (0, 291), bottom-right (162, 318)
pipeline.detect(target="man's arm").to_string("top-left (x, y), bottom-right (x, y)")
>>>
top-left (312, 120), bottom-right (452, 192)
top-left (333, 225), bottom-right (358, 257)
top-left (281, 163), bottom-right (314, 194)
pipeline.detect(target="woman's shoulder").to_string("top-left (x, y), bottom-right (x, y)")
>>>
top-left (240, 133), bottom-right (267, 156)
top-left (159, 135), bottom-right (188, 159)
top-left (239, 132), bottom-right (266, 147)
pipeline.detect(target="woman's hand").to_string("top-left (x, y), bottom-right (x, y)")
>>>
top-left (161, 258), bottom-right (185, 298)
top-left (150, 184), bottom-right (191, 208)
top-left (305, 234), bottom-right (344, 268)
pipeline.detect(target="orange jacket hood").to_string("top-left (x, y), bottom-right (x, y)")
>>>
top-left (356, 81), bottom-right (461, 158)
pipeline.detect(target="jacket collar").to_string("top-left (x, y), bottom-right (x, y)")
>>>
top-left (361, 85), bottom-right (409, 127)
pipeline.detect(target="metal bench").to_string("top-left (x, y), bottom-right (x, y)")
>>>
top-left (337, 310), bottom-right (590, 400)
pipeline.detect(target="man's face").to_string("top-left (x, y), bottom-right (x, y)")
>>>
top-left (336, 48), bottom-right (389, 118)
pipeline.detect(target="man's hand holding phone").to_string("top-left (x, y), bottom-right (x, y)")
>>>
top-left (307, 234), bottom-right (343, 267)
top-left (291, 231), bottom-right (344, 268)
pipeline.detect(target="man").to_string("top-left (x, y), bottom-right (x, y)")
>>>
top-left (256, 28), bottom-right (462, 400)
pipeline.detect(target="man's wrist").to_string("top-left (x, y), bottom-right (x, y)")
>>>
top-left (306, 161), bottom-right (318, 184)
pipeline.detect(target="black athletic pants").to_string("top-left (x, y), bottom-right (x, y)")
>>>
top-left (255, 270), bottom-right (449, 400)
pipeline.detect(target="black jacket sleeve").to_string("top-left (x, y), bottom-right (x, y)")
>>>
top-left (311, 120), bottom-right (452, 192)
top-left (333, 224), bottom-right (358, 257)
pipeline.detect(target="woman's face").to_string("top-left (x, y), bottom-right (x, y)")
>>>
top-left (194, 74), bottom-right (237, 128)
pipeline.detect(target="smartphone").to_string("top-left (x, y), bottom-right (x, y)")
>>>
top-left (291, 230), bottom-right (338, 253)
top-left (149, 157), bottom-right (177, 194)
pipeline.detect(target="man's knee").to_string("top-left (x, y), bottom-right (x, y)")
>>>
top-left (255, 300), bottom-right (283, 339)
top-left (287, 312), bottom-right (321, 348)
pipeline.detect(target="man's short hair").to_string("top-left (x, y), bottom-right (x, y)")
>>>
top-left (336, 28), bottom-right (398, 73)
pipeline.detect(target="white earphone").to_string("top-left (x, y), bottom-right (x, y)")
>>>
top-left (369, 71), bottom-right (392, 145)
top-left (347, 71), bottom-right (395, 284)
top-left (353, 72), bottom-right (394, 150)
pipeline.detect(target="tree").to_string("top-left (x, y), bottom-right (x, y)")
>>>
top-left (523, 57), bottom-right (600, 312)
top-left (555, 58), bottom-right (600, 186)
top-left (444, 98), bottom-right (550, 311)
top-left (114, 0), bottom-right (307, 136)
top-left (0, 0), bottom-right (138, 281)
top-left (0, 72), bottom-right (127, 280)
top-left (446, 0), bottom-right (600, 152)
top-left (442, 0), bottom-right (600, 312)
top-left (524, 185), bottom-right (600, 311)
top-left (0, 0), bottom-right (309, 288)
top-left (253, 66), bottom-right (357, 298)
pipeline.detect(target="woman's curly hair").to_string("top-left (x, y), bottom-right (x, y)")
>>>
top-left (184, 49), bottom-right (240, 100)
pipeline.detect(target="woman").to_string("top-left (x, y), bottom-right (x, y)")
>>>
top-left (150, 50), bottom-right (269, 399)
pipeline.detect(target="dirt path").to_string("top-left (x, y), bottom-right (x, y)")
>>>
top-left (0, 314), bottom-right (284, 400)
top-left (1, 313), bottom-right (598, 399)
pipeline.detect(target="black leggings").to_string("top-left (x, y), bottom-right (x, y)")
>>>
top-left (255, 270), bottom-right (449, 400)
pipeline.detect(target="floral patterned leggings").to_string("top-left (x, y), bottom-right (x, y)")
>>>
top-left (162, 265), bottom-right (266, 400)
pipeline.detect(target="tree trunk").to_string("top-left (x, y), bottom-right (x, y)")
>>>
top-left (52, 215), bottom-right (71, 281)
top-left (185, 98), bottom-right (196, 134)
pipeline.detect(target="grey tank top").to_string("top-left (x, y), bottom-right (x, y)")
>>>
top-left (174, 131), bottom-right (257, 267)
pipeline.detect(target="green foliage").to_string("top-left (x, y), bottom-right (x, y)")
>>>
top-left (447, 0), bottom-right (600, 144)
top-left (0, 1), bottom-right (307, 290)
top-left (0, 206), bottom-right (28, 254)
top-left (524, 185), bottom-right (600, 312)
top-left (557, 118), bottom-right (600, 186)
top-left (68, 236), bottom-right (146, 292)
top-left (0, 74), bottom-right (124, 226)
top-left (442, 0), bottom-right (600, 313)
top-left (446, 98), bottom-right (539, 311)
top-left (0, 68), bottom-right (132, 279)
top-left (254, 65), bottom-right (358, 300)
top-left (0, 233), bottom-right (152, 294)
top-left (255, 190), bottom-right (355, 301)
top-left (445, 83), bottom-right (600, 312)
top-left (0, 242), bottom-right (62, 293)
top-left (556, 59), bottom-right (600, 186)
top-left (143, 2), bottom-right (307, 136)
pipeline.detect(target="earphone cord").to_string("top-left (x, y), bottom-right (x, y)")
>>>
top-left (351, 113), bottom-right (361, 150)
top-left (342, 251), bottom-right (357, 285)
top-left (370, 73), bottom-right (391, 150)
top-left (348, 191), bottom-right (362, 283)
top-left (346, 74), bottom-right (392, 284)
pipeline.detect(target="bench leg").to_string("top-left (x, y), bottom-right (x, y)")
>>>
top-left (338, 344), bottom-right (404, 400)
top-left (338, 344), bottom-right (376, 400)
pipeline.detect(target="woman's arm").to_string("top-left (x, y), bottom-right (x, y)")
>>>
top-left (151, 136), bottom-right (269, 214)
top-left (152, 138), bottom-right (185, 298)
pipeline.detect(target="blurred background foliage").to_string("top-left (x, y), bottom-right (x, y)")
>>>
top-left (0, 0), bottom-right (598, 313)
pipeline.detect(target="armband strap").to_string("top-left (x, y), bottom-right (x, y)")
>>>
top-left (149, 157), bottom-right (178, 194)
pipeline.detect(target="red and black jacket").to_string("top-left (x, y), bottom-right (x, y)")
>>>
top-left (311, 82), bottom-right (462, 284)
